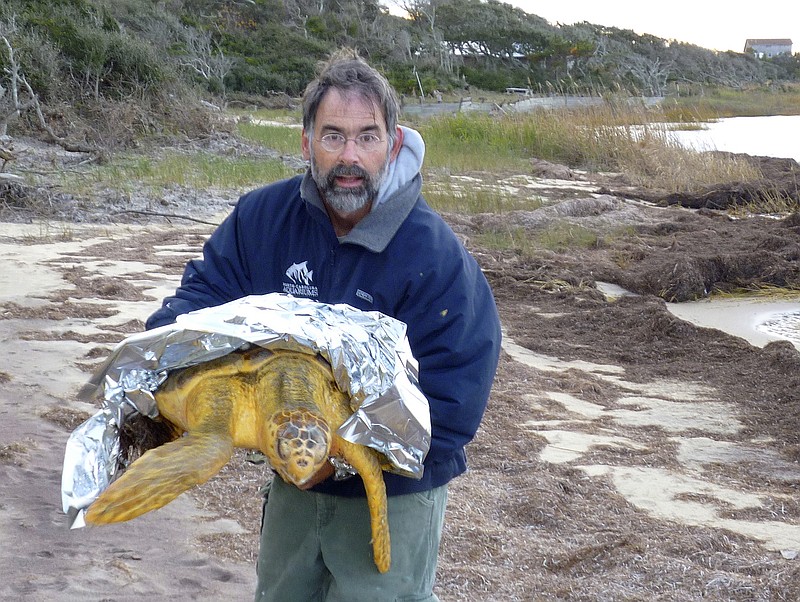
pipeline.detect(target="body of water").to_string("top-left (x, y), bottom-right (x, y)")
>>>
top-left (667, 114), bottom-right (800, 349)
top-left (669, 114), bottom-right (800, 163)
top-left (667, 297), bottom-right (800, 351)
top-left (598, 283), bottom-right (800, 351)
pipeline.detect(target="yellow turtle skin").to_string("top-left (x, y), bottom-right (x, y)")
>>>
top-left (84, 347), bottom-right (391, 573)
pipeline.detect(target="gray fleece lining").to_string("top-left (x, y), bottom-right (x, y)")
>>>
top-left (300, 171), bottom-right (422, 253)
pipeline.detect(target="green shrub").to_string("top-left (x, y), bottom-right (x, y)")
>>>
top-left (227, 65), bottom-right (289, 96)
top-left (104, 33), bottom-right (167, 92)
top-left (24, 4), bottom-right (172, 98)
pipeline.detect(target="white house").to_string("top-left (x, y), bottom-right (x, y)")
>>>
top-left (744, 39), bottom-right (793, 58)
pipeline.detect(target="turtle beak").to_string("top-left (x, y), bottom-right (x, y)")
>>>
top-left (266, 411), bottom-right (332, 487)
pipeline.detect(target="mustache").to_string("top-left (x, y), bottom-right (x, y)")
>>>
top-left (328, 164), bottom-right (370, 180)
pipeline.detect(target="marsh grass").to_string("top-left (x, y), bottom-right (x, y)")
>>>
top-left (556, 106), bottom-right (763, 191)
top-left (423, 177), bottom-right (543, 214)
top-left (612, 134), bottom-right (762, 191)
top-left (728, 187), bottom-right (800, 216)
top-left (48, 100), bottom-right (774, 228)
top-left (474, 226), bottom-right (530, 253)
top-left (418, 103), bottom-right (761, 193)
top-left (712, 283), bottom-right (800, 298)
top-left (665, 122), bottom-right (707, 132)
top-left (77, 152), bottom-right (293, 192)
top-left (419, 113), bottom-right (532, 172)
top-left (533, 221), bottom-right (598, 251)
top-left (236, 120), bottom-right (301, 155)
top-left (664, 84), bottom-right (800, 120)
top-left (473, 221), bottom-right (598, 257)
top-left (475, 219), bottom-right (637, 257)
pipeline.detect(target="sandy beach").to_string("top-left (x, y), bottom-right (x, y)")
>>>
top-left (2, 143), bottom-right (800, 599)
top-left (0, 222), bottom-right (258, 600)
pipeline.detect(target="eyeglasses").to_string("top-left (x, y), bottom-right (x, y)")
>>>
top-left (317, 132), bottom-right (385, 153)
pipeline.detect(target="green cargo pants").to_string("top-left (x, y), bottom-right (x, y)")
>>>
top-left (255, 477), bottom-right (448, 602)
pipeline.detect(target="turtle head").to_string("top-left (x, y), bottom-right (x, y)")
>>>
top-left (263, 409), bottom-right (332, 487)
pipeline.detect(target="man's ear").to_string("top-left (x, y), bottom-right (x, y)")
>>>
top-left (301, 128), bottom-right (311, 161)
top-left (389, 126), bottom-right (404, 162)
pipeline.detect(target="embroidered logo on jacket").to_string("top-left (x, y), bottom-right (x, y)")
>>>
top-left (283, 261), bottom-right (318, 298)
top-left (356, 289), bottom-right (373, 304)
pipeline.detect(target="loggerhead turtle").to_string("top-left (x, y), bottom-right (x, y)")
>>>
top-left (84, 347), bottom-right (391, 573)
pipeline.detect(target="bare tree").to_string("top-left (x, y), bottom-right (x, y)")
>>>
top-left (627, 55), bottom-right (672, 96)
top-left (391, 0), bottom-right (453, 73)
top-left (390, 0), bottom-right (436, 29)
top-left (1, 22), bottom-right (96, 153)
top-left (0, 17), bottom-right (33, 137)
top-left (284, 0), bottom-right (324, 37)
top-left (178, 26), bottom-right (234, 97)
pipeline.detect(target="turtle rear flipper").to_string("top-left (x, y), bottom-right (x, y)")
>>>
top-left (335, 436), bottom-right (390, 573)
top-left (85, 432), bottom-right (234, 525)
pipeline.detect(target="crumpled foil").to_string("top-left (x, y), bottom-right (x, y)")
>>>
top-left (61, 293), bottom-right (431, 528)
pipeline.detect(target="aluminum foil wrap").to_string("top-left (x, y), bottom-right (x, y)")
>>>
top-left (62, 293), bottom-right (431, 528)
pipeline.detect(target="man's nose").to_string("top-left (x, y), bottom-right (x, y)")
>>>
top-left (337, 138), bottom-right (361, 162)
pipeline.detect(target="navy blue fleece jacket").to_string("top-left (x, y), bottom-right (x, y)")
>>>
top-left (146, 167), bottom-right (502, 497)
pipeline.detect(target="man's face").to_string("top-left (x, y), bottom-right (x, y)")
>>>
top-left (302, 88), bottom-right (401, 216)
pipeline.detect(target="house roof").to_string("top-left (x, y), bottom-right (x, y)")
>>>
top-left (744, 38), bottom-right (793, 46)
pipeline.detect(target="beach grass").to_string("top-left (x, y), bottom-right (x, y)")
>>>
top-left (729, 187), bottom-right (800, 216)
top-left (423, 177), bottom-right (544, 214)
top-left (48, 99), bottom-right (777, 221)
top-left (236, 119), bottom-right (301, 156)
top-left (415, 102), bottom-right (761, 193)
top-left (67, 151), bottom-right (293, 193)
top-left (663, 83), bottom-right (800, 120)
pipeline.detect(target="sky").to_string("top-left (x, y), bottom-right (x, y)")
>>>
top-left (508, 1), bottom-right (799, 53)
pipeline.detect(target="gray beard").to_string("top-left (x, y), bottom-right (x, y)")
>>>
top-left (311, 154), bottom-right (390, 215)
top-left (323, 182), bottom-right (371, 214)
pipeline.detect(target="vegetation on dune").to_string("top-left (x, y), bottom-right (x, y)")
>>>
top-left (0, 0), bottom-right (797, 226)
top-left (1, 0), bottom-right (799, 141)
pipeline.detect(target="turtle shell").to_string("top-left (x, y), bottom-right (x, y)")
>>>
top-left (84, 347), bottom-right (391, 573)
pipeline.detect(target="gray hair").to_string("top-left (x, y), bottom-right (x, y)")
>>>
top-left (302, 48), bottom-right (399, 146)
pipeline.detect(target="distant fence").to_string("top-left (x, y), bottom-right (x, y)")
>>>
top-left (401, 95), bottom-right (664, 118)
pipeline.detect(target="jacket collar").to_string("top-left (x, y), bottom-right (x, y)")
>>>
top-left (300, 171), bottom-right (422, 253)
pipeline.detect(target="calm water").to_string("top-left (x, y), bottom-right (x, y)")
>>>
top-left (660, 115), bottom-right (800, 349)
top-left (599, 283), bottom-right (800, 351)
top-left (669, 115), bottom-right (800, 162)
top-left (667, 297), bottom-right (800, 351)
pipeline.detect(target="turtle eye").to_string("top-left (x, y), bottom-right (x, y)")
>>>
top-left (277, 439), bottom-right (292, 459)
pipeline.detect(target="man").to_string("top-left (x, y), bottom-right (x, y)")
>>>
top-left (146, 48), bottom-right (501, 601)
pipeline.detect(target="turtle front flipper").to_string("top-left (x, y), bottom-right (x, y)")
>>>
top-left (85, 431), bottom-right (234, 525)
top-left (335, 436), bottom-right (390, 573)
